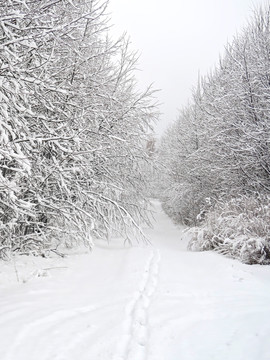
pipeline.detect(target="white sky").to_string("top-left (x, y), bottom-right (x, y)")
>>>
top-left (108, 0), bottom-right (265, 136)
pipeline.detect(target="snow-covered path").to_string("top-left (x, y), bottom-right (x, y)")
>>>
top-left (1, 200), bottom-right (270, 360)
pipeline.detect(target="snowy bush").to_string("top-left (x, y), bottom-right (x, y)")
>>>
top-left (188, 194), bottom-right (270, 265)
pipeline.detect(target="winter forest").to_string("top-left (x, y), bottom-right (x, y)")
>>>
top-left (0, 0), bottom-right (157, 258)
top-left (157, 4), bottom-right (270, 265)
top-left (1, 0), bottom-right (270, 265)
top-left (1, 1), bottom-right (270, 359)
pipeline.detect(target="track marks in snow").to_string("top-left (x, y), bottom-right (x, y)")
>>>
top-left (114, 249), bottom-right (161, 360)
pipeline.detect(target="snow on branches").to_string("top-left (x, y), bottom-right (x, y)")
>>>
top-left (0, 0), bottom-right (157, 258)
top-left (158, 4), bottom-right (270, 264)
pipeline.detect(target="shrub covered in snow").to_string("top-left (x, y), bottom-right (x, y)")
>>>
top-left (188, 194), bottom-right (270, 265)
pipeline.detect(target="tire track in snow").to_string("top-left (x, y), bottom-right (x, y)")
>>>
top-left (114, 248), bottom-right (161, 360)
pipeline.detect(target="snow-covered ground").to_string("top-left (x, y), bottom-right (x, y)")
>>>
top-left (1, 200), bottom-right (270, 360)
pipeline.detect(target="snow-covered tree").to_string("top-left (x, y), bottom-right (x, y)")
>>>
top-left (158, 4), bottom-right (270, 263)
top-left (0, 0), bottom-right (157, 258)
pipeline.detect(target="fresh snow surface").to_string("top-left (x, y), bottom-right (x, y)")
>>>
top-left (1, 200), bottom-right (270, 360)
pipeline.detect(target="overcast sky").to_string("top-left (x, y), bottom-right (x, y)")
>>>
top-left (108, 0), bottom-right (264, 136)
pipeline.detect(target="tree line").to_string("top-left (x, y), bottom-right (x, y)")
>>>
top-left (158, 4), bottom-right (270, 264)
top-left (0, 0), bottom-right (157, 258)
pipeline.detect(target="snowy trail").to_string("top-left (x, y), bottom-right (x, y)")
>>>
top-left (1, 200), bottom-right (270, 359)
top-left (114, 249), bottom-right (161, 360)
